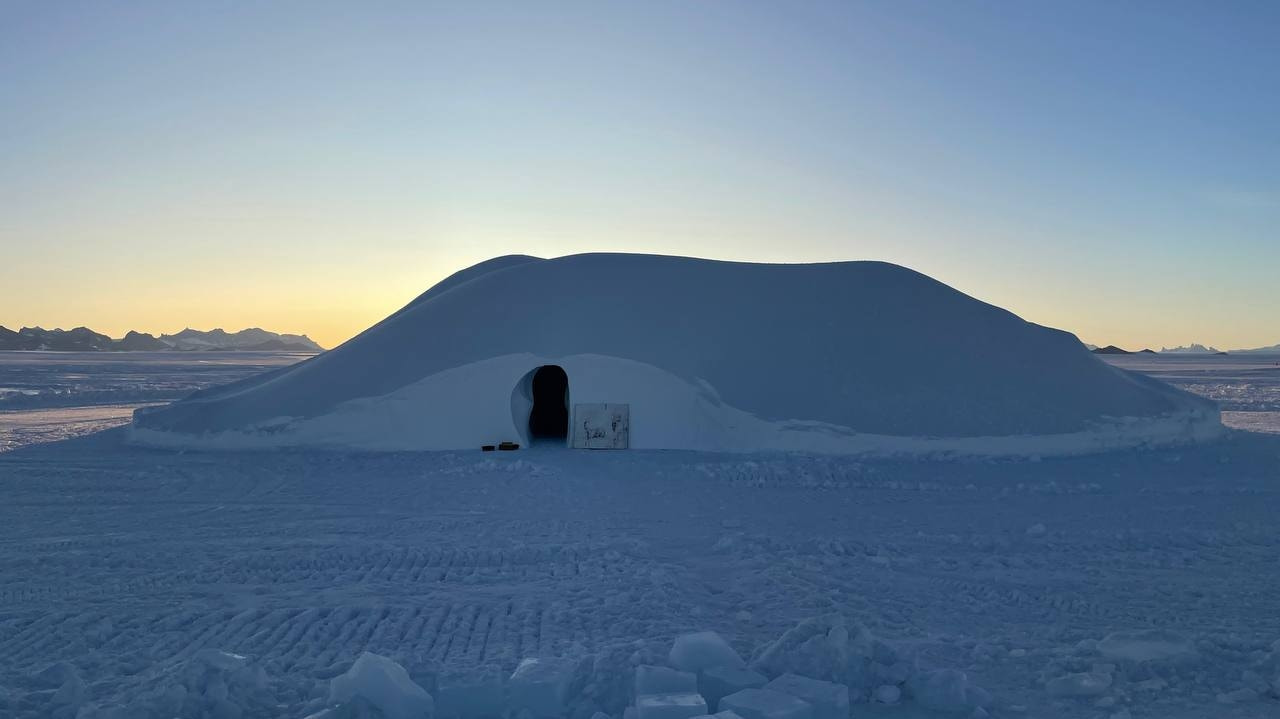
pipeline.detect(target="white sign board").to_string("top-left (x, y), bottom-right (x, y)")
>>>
top-left (570, 403), bottom-right (630, 449)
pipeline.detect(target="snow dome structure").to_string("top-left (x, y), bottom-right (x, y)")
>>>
top-left (131, 253), bottom-right (1221, 456)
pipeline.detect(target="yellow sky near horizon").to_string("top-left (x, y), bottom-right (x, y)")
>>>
top-left (3, 242), bottom-right (1274, 353)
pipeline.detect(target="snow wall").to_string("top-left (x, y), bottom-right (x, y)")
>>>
top-left (130, 253), bottom-right (1221, 456)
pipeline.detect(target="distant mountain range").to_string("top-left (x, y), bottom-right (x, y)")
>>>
top-left (1085, 341), bottom-right (1279, 356)
top-left (1159, 343), bottom-right (1222, 354)
top-left (1225, 343), bottom-right (1280, 355)
top-left (0, 326), bottom-right (324, 352)
top-left (1090, 345), bottom-right (1157, 355)
top-left (1156, 343), bottom-right (1280, 355)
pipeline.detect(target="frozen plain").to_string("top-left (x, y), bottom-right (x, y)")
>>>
top-left (1, 352), bottom-right (1279, 718)
top-left (0, 352), bottom-right (310, 453)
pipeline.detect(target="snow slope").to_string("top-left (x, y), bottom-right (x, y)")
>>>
top-left (131, 254), bottom-right (1218, 455)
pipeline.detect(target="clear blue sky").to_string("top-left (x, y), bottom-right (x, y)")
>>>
top-left (2, 1), bottom-right (1276, 349)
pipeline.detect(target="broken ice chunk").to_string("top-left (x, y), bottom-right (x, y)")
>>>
top-left (872, 685), bottom-right (900, 704)
top-left (33, 661), bottom-right (79, 689)
top-left (329, 652), bottom-right (435, 719)
top-left (699, 666), bottom-right (767, 711)
top-left (670, 631), bottom-right (746, 673)
top-left (906, 669), bottom-right (972, 712)
top-left (509, 657), bottom-right (585, 718)
top-left (1216, 688), bottom-right (1258, 704)
top-left (635, 692), bottom-right (709, 719)
top-left (763, 674), bottom-right (848, 719)
top-left (636, 665), bottom-right (697, 697)
top-left (1045, 671), bottom-right (1113, 698)
top-left (1096, 630), bottom-right (1197, 664)
top-left (719, 688), bottom-right (814, 719)
top-left (51, 675), bottom-right (87, 709)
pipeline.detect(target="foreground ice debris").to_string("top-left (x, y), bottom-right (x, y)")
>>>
top-left (329, 652), bottom-right (435, 719)
top-left (669, 631), bottom-right (746, 673)
top-left (50, 674), bottom-right (87, 714)
top-left (69, 648), bottom-right (276, 719)
top-left (34, 661), bottom-right (80, 688)
top-left (742, 614), bottom-right (993, 713)
top-left (1044, 671), bottom-right (1113, 698)
top-left (56, 617), bottom-right (1004, 719)
top-left (763, 674), bottom-right (848, 719)
top-left (751, 617), bottom-right (861, 687)
top-left (719, 688), bottom-right (814, 719)
top-left (872, 684), bottom-right (901, 704)
top-left (1215, 687), bottom-right (1259, 704)
top-left (905, 669), bottom-right (990, 713)
top-left (698, 666), bottom-right (767, 711)
top-left (1096, 629), bottom-right (1198, 664)
top-left (636, 665), bottom-right (698, 696)
top-left (635, 692), bottom-right (708, 719)
top-left (509, 656), bottom-right (588, 718)
top-left (436, 668), bottom-right (506, 719)
top-left (750, 615), bottom-right (892, 700)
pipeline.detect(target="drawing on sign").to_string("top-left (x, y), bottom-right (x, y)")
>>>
top-left (571, 403), bottom-right (630, 449)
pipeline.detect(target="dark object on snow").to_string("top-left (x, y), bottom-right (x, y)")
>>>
top-left (481, 445), bottom-right (495, 452)
top-left (1091, 345), bottom-right (1133, 355)
top-left (498, 441), bottom-right (519, 451)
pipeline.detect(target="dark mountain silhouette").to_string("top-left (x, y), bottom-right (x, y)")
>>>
top-left (0, 326), bottom-right (323, 352)
top-left (114, 330), bottom-right (169, 351)
top-left (0, 326), bottom-right (114, 351)
top-left (158, 327), bottom-right (323, 351)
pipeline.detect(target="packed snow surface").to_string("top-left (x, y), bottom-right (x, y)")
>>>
top-left (3, 422), bottom-right (1280, 717)
top-left (132, 253), bottom-right (1218, 455)
top-left (2, 329), bottom-right (1279, 717)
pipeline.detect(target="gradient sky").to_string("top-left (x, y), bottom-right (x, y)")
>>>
top-left (2, 1), bottom-right (1277, 350)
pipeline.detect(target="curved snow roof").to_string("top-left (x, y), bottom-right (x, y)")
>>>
top-left (132, 253), bottom-right (1219, 454)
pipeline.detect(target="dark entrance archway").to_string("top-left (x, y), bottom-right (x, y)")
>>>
top-left (528, 365), bottom-right (569, 442)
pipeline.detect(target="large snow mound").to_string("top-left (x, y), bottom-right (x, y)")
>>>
top-left (131, 253), bottom-right (1219, 454)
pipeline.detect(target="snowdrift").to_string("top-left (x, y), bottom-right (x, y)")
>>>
top-left (131, 253), bottom-right (1220, 455)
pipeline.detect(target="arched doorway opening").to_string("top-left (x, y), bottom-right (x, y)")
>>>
top-left (528, 365), bottom-right (569, 442)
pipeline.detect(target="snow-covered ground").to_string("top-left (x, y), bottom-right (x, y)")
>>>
top-left (1, 353), bottom-right (1278, 718)
top-left (0, 404), bottom-right (159, 454)
top-left (1100, 354), bottom-right (1280, 434)
top-left (0, 351), bottom-right (311, 452)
